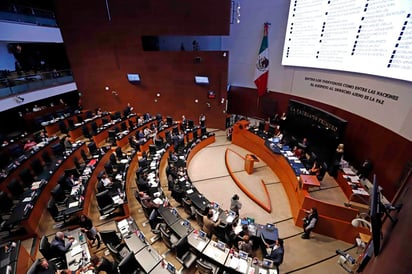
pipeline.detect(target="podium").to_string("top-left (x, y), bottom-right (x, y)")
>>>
top-left (244, 154), bottom-right (259, 174)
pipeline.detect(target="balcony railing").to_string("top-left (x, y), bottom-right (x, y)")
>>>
top-left (0, 4), bottom-right (57, 27)
top-left (0, 69), bottom-right (74, 99)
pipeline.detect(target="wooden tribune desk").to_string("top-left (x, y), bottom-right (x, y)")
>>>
top-left (244, 154), bottom-right (259, 174)
top-left (231, 121), bottom-right (366, 243)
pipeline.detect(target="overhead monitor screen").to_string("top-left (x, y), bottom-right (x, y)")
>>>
top-left (195, 76), bottom-right (209, 85)
top-left (127, 73), bottom-right (141, 82)
top-left (282, 1), bottom-right (412, 82)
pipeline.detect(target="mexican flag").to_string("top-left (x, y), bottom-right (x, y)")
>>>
top-left (254, 23), bottom-right (270, 96)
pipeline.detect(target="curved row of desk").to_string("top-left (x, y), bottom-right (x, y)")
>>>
top-left (231, 120), bottom-right (369, 243)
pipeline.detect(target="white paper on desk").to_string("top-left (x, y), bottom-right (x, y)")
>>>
top-left (179, 177), bottom-right (186, 182)
top-left (70, 245), bottom-right (83, 256)
top-left (153, 198), bottom-right (163, 205)
top-left (118, 219), bottom-right (128, 229)
top-left (186, 189), bottom-right (194, 194)
top-left (239, 260), bottom-right (248, 273)
top-left (116, 174), bottom-right (122, 180)
top-left (348, 175), bottom-right (360, 182)
top-left (69, 201), bottom-right (79, 208)
top-left (269, 270), bottom-right (278, 274)
top-left (229, 257), bottom-right (239, 268)
top-left (353, 189), bottom-right (370, 196)
top-left (23, 197), bottom-right (32, 202)
top-left (342, 168), bottom-right (356, 175)
top-left (259, 269), bottom-right (268, 274)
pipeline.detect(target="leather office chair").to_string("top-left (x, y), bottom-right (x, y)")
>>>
top-left (317, 162), bottom-right (328, 182)
top-left (39, 236), bottom-right (66, 268)
top-left (88, 142), bottom-right (98, 155)
top-left (77, 115), bottom-right (84, 124)
top-left (118, 251), bottom-right (140, 274)
top-left (19, 168), bottom-right (34, 187)
top-left (41, 150), bottom-right (52, 165)
top-left (73, 156), bottom-right (85, 171)
top-left (115, 147), bottom-right (126, 160)
top-left (82, 126), bottom-right (92, 140)
top-left (81, 149), bottom-right (90, 162)
top-left (47, 198), bottom-right (69, 223)
top-left (96, 190), bottom-right (118, 217)
top-left (90, 122), bottom-right (98, 136)
top-left (100, 230), bottom-right (127, 262)
top-left (30, 158), bottom-right (44, 176)
top-left (86, 111), bottom-right (93, 119)
top-left (159, 224), bottom-right (179, 250)
top-left (196, 259), bottom-right (220, 274)
top-left (7, 178), bottom-right (25, 199)
top-left (120, 122), bottom-right (128, 132)
top-left (175, 234), bottom-right (197, 269)
top-left (195, 208), bottom-right (205, 228)
top-left (182, 197), bottom-right (195, 219)
top-left (104, 161), bottom-right (115, 177)
top-left (50, 184), bottom-right (68, 205)
top-left (58, 121), bottom-right (68, 134)
top-left (67, 119), bottom-right (75, 130)
top-left (128, 119), bottom-right (135, 130)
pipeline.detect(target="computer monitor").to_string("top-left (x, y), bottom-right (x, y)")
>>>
top-left (239, 250), bottom-right (249, 260)
top-left (262, 258), bottom-right (274, 268)
top-left (198, 230), bottom-right (207, 239)
top-left (167, 262), bottom-right (176, 273)
top-left (149, 144), bottom-right (157, 155)
top-left (212, 202), bottom-right (220, 210)
top-left (171, 208), bottom-right (178, 216)
top-left (181, 219), bottom-right (190, 227)
top-left (138, 231), bottom-right (145, 241)
top-left (166, 116), bottom-right (173, 126)
top-left (201, 126), bottom-right (207, 136)
top-left (216, 240), bottom-right (225, 251)
top-left (118, 251), bottom-right (139, 274)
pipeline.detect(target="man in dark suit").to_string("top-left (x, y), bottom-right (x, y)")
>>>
top-left (50, 231), bottom-right (75, 259)
top-left (265, 238), bottom-right (284, 271)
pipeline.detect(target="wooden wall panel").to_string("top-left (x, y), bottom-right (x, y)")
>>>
top-left (55, 0), bottom-right (230, 130)
top-left (227, 86), bottom-right (412, 201)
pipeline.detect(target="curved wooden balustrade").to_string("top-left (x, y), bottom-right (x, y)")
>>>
top-left (224, 148), bottom-right (272, 213)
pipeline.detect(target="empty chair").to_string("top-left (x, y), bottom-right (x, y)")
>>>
top-left (47, 198), bottom-right (68, 223)
top-left (196, 259), bottom-right (220, 274)
top-left (182, 197), bottom-right (195, 219)
top-left (51, 143), bottom-right (64, 156)
top-left (175, 235), bottom-right (197, 269)
top-left (102, 117), bottom-right (109, 125)
top-left (67, 119), bottom-right (75, 130)
top-left (81, 149), bottom-right (90, 162)
top-left (7, 178), bottom-right (24, 198)
top-left (30, 158), bottom-right (44, 176)
top-left (128, 119), bottom-right (135, 130)
top-left (0, 191), bottom-right (14, 214)
top-left (195, 208), bottom-right (205, 228)
top-left (317, 162), bottom-right (328, 182)
top-left (41, 150), bottom-right (52, 165)
top-left (159, 224), bottom-right (179, 250)
top-left (73, 156), bottom-right (84, 171)
top-left (118, 251), bottom-right (140, 274)
top-left (90, 122), bottom-right (98, 135)
top-left (193, 129), bottom-right (198, 141)
top-left (50, 184), bottom-right (68, 205)
top-left (58, 121), bottom-right (68, 134)
top-left (104, 161), bottom-right (115, 177)
top-left (19, 168), bottom-right (34, 186)
top-left (115, 147), bottom-right (125, 159)
top-left (88, 142), bottom-right (98, 155)
top-left (108, 130), bottom-right (117, 145)
top-left (99, 230), bottom-right (125, 259)
top-left (120, 122), bottom-right (127, 132)
top-left (77, 115), bottom-right (84, 124)
top-left (96, 190), bottom-right (118, 217)
top-left (82, 126), bottom-right (92, 140)
top-left (57, 175), bottom-right (71, 193)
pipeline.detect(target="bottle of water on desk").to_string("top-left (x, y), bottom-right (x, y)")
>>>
top-left (79, 231), bottom-right (84, 243)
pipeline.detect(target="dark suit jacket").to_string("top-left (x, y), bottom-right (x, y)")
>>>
top-left (267, 246), bottom-right (284, 266)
